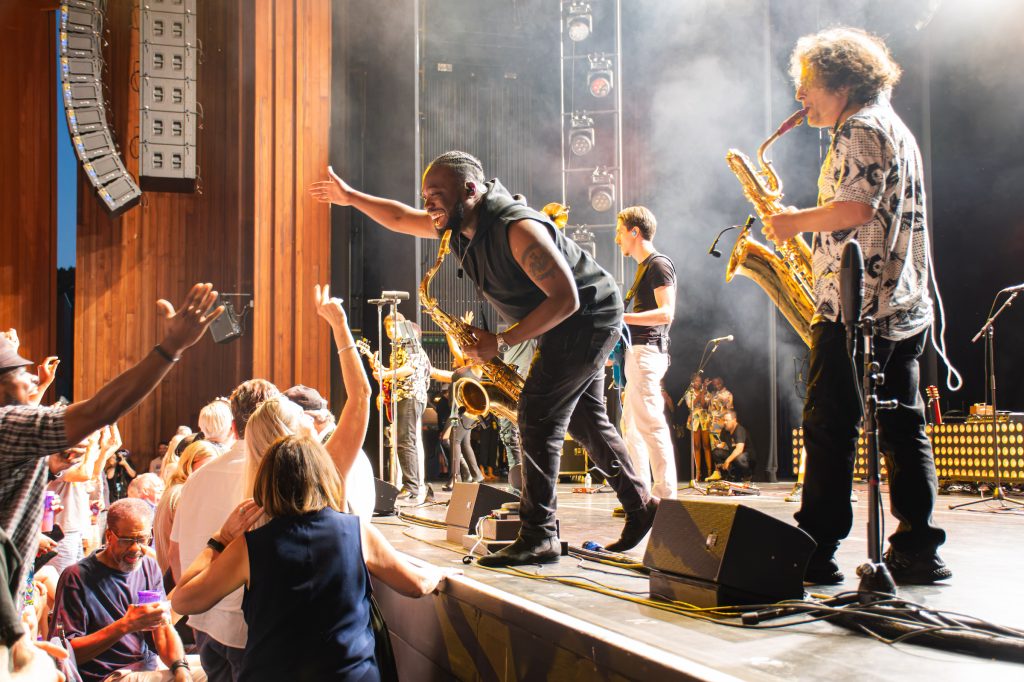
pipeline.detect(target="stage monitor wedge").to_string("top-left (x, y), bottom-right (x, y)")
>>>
top-left (59, 1), bottom-right (142, 216)
top-left (643, 498), bottom-right (815, 606)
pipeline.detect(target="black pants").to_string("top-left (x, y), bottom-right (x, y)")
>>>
top-left (518, 322), bottom-right (648, 540)
top-left (795, 322), bottom-right (945, 555)
top-left (449, 418), bottom-right (482, 484)
top-left (395, 397), bottom-right (423, 494)
top-left (711, 448), bottom-right (752, 481)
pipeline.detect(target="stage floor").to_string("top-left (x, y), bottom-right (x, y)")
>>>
top-left (372, 481), bottom-right (1024, 681)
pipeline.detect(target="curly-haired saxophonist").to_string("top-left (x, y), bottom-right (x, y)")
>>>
top-left (763, 28), bottom-right (948, 586)
top-left (310, 152), bottom-right (656, 567)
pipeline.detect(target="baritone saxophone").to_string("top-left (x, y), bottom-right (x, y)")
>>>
top-left (419, 229), bottom-right (524, 424)
top-left (724, 108), bottom-right (815, 346)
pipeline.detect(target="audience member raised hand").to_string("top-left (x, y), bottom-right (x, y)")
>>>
top-left (155, 283), bottom-right (225, 358)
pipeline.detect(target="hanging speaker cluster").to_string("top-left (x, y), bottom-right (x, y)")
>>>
top-left (139, 0), bottom-right (198, 192)
top-left (59, 0), bottom-right (142, 216)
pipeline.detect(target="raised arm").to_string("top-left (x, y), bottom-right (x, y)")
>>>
top-left (309, 166), bottom-right (437, 239)
top-left (63, 284), bottom-right (223, 445)
top-left (316, 285), bottom-right (372, 481)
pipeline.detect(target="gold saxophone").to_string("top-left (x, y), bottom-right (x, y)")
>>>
top-left (724, 108), bottom-right (815, 346)
top-left (419, 229), bottom-right (525, 423)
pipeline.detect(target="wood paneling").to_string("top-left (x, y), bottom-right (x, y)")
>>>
top-left (0, 3), bottom-right (57, 369)
top-left (70, 0), bottom-right (332, 466)
top-left (74, 0), bottom-right (258, 465)
top-left (251, 0), bottom-right (332, 393)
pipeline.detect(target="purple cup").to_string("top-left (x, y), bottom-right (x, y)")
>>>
top-left (41, 491), bottom-right (55, 532)
top-left (136, 590), bottom-right (162, 605)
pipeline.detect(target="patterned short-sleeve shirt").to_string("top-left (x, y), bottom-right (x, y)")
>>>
top-left (813, 96), bottom-right (933, 340)
top-left (389, 343), bottom-right (431, 404)
top-left (0, 404), bottom-right (70, 591)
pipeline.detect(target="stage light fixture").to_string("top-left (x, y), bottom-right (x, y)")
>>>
top-left (569, 113), bottom-right (595, 156)
top-left (587, 54), bottom-right (613, 98)
top-left (566, 2), bottom-right (593, 42)
top-left (588, 167), bottom-right (615, 212)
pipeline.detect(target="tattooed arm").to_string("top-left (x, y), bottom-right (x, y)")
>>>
top-left (504, 219), bottom-right (580, 340)
top-left (460, 218), bottom-right (579, 363)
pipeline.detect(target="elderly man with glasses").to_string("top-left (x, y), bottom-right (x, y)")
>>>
top-left (50, 498), bottom-right (205, 681)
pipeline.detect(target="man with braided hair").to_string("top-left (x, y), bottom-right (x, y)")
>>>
top-left (311, 152), bottom-right (657, 566)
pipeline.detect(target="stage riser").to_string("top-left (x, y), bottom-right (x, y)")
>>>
top-left (372, 576), bottom-right (727, 682)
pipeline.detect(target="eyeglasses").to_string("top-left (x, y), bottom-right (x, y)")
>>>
top-left (109, 531), bottom-right (152, 547)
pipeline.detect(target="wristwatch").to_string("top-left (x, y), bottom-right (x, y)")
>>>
top-left (496, 334), bottom-right (511, 354)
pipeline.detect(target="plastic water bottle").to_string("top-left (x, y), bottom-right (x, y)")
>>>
top-left (584, 472), bottom-right (592, 489)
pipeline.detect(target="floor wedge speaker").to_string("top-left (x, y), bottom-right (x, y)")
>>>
top-left (374, 478), bottom-right (400, 516)
top-left (643, 499), bottom-right (815, 606)
top-left (444, 482), bottom-right (519, 544)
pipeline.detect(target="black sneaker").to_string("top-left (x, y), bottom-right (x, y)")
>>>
top-left (476, 536), bottom-right (561, 567)
top-left (804, 555), bottom-right (845, 585)
top-left (883, 548), bottom-right (952, 585)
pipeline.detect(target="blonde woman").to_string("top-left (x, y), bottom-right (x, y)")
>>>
top-left (154, 439), bottom-right (220, 582)
top-left (242, 284), bottom-right (375, 518)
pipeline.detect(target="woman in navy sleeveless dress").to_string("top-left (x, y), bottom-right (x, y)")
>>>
top-left (172, 435), bottom-right (451, 681)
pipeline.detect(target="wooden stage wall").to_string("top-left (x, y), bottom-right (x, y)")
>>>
top-left (0, 2), bottom-right (57, 378)
top-left (70, 0), bottom-right (332, 464)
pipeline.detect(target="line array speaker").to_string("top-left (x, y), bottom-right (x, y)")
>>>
top-left (139, 0), bottom-right (199, 192)
top-left (59, 0), bottom-right (141, 216)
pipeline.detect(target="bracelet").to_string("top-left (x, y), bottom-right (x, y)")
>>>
top-left (336, 344), bottom-right (356, 354)
top-left (153, 344), bottom-right (180, 363)
top-left (169, 658), bottom-right (190, 673)
top-left (206, 537), bottom-right (226, 553)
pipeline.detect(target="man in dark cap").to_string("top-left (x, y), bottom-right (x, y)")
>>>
top-left (0, 283), bottom-right (223, 609)
top-left (284, 385), bottom-right (335, 443)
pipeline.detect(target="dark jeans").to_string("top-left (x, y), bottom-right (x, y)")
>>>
top-left (518, 322), bottom-right (649, 540)
top-left (195, 630), bottom-right (245, 682)
top-left (396, 398), bottom-right (423, 494)
top-left (795, 322), bottom-right (945, 555)
top-left (711, 448), bottom-right (752, 481)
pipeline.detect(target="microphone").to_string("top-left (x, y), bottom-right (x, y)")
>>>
top-left (710, 335), bottom-right (734, 344)
top-left (708, 216), bottom-right (755, 258)
top-left (367, 298), bottom-right (387, 305)
top-left (840, 239), bottom-right (864, 355)
top-left (381, 290), bottom-right (410, 300)
top-left (1002, 283), bottom-right (1024, 293)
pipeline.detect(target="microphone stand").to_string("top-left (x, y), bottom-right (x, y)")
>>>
top-left (856, 316), bottom-right (898, 593)
top-left (368, 295), bottom-right (404, 485)
top-left (950, 290), bottom-right (1024, 511)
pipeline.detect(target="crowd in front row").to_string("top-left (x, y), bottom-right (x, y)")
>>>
top-left (1, 283), bottom-right (455, 682)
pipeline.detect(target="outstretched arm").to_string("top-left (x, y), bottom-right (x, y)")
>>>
top-left (360, 520), bottom-right (455, 598)
top-left (63, 284), bottom-right (223, 445)
top-left (317, 285), bottom-right (372, 481)
top-left (309, 167), bottom-right (437, 239)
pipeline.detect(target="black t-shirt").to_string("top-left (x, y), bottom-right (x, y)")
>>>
top-left (626, 254), bottom-right (676, 345)
top-left (717, 424), bottom-right (753, 460)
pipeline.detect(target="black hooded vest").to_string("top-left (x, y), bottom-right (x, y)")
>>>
top-left (449, 179), bottom-right (622, 332)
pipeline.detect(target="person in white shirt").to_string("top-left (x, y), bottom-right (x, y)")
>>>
top-left (169, 379), bottom-right (279, 681)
